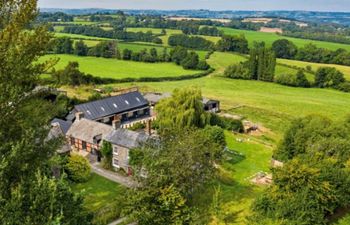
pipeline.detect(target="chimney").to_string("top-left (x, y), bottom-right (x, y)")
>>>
top-left (112, 120), bottom-right (121, 130)
top-left (75, 112), bottom-right (84, 121)
top-left (145, 119), bottom-right (152, 136)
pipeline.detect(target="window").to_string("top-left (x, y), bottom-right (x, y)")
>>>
top-left (113, 146), bottom-right (119, 155)
top-left (136, 97), bottom-right (141, 102)
top-left (113, 158), bottom-right (119, 167)
top-left (101, 107), bottom-right (105, 112)
top-left (113, 103), bottom-right (118, 108)
top-left (125, 100), bottom-right (129, 105)
top-left (82, 141), bottom-right (87, 150)
top-left (86, 110), bottom-right (92, 115)
top-left (70, 137), bottom-right (75, 145)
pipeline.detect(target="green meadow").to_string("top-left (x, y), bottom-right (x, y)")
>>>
top-left (219, 27), bottom-right (350, 51)
top-left (42, 54), bottom-right (201, 79)
top-left (278, 58), bottom-right (350, 80)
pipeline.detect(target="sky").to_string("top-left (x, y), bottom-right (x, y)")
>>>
top-left (38, 0), bottom-right (350, 12)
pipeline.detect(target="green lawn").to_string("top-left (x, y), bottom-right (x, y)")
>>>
top-left (42, 54), bottom-right (201, 79)
top-left (219, 27), bottom-right (350, 51)
top-left (71, 173), bottom-right (125, 212)
top-left (278, 58), bottom-right (350, 80)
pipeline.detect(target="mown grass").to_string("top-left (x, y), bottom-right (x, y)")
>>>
top-left (42, 54), bottom-right (200, 79)
top-left (278, 58), bottom-right (350, 80)
top-left (219, 27), bottom-right (350, 51)
top-left (71, 173), bottom-right (125, 212)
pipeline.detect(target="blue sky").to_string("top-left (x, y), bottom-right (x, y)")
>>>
top-left (38, 0), bottom-right (350, 12)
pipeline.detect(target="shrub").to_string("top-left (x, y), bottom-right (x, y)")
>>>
top-left (100, 141), bottom-right (113, 170)
top-left (336, 81), bottom-right (350, 92)
top-left (197, 60), bottom-right (210, 70)
top-left (210, 114), bottom-right (244, 133)
top-left (65, 154), bottom-right (91, 183)
top-left (274, 73), bottom-right (296, 86)
top-left (203, 125), bottom-right (226, 148)
top-left (129, 122), bottom-right (146, 131)
top-left (224, 63), bottom-right (250, 79)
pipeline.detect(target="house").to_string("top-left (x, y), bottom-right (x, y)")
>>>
top-left (48, 119), bottom-right (73, 154)
top-left (104, 122), bottom-right (150, 174)
top-left (66, 117), bottom-right (114, 161)
top-left (66, 91), bottom-right (150, 126)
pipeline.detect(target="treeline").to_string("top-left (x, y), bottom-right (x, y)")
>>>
top-left (168, 34), bottom-right (213, 50)
top-left (37, 12), bottom-right (74, 22)
top-left (62, 25), bottom-right (162, 44)
top-left (168, 33), bottom-right (249, 54)
top-left (271, 39), bottom-right (350, 66)
top-left (283, 31), bottom-right (350, 45)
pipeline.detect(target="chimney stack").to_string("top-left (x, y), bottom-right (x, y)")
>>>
top-left (112, 120), bottom-right (121, 130)
top-left (75, 112), bottom-right (84, 121)
top-left (145, 119), bottom-right (152, 136)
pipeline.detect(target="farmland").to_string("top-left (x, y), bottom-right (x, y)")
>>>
top-left (219, 27), bottom-right (350, 51)
top-left (41, 54), bottom-right (201, 79)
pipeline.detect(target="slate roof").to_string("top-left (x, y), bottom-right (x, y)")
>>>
top-left (51, 118), bottom-right (72, 135)
top-left (67, 91), bottom-right (149, 121)
top-left (47, 125), bottom-right (71, 154)
top-left (66, 119), bottom-right (113, 144)
top-left (104, 129), bottom-right (149, 149)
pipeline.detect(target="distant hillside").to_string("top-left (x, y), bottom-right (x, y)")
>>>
top-left (40, 9), bottom-right (350, 26)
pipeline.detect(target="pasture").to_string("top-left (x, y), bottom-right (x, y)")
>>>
top-left (278, 58), bottom-right (350, 80)
top-left (41, 54), bottom-right (201, 79)
top-left (219, 27), bottom-right (350, 51)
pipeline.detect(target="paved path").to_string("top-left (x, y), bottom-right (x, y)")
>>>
top-left (91, 163), bottom-right (137, 188)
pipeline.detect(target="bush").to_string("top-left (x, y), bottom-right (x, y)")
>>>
top-left (129, 122), bottom-right (146, 131)
top-left (210, 114), bottom-right (244, 133)
top-left (203, 125), bottom-right (226, 148)
top-left (336, 81), bottom-right (350, 92)
top-left (274, 73), bottom-right (296, 86)
top-left (224, 63), bottom-right (250, 79)
top-left (92, 201), bottom-right (122, 225)
top-left (197, 60), bottom-right (210, 70)
top-left (65, 154), bottom-right (91, 183)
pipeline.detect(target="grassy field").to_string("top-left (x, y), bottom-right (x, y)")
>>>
top-left (54, 32), bottom-right (112, 41)
top-left (278, 58), bottom-right (350, 80)
top-left (219, 27), bottom-right (350, 51)
top-left (126, 27), bottom-right (183, 45)
top-left (42, 54), bottom-right (201, 79)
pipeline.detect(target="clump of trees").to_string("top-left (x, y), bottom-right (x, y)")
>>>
top-left (224, 42), bottom-right (276, 82)
top-left (168, 34), bottom-right (214, 50)
top-left (249, 115), bottom-right (350, 225)
top-left (88, 41), bottom-right (117, 58)
top-left (170, 46), bottom-right (210, 70)
top-left (216, 34), bottom-right (249, 54)
top-left (271, 39), bottom-right (298, 59)
top-left (275, 70), bottom-right (311, 87)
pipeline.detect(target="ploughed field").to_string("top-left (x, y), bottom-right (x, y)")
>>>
top-left (42, 54), bottom-right (201, 79)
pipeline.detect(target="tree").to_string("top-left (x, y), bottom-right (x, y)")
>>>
top-left (203, 125), bottom-right (226, 149)
top-left (248, 42), bottom-right (276, 82)
top-left (74, 40), bottom-right (88, 56)
top-left (315, 67), bottom-right (345, 88)
top-left (53, 37), bottom-right (73, 54)
top-left (216, 34), bottom-right (249, 54)
top-left (224, 62), bottom-right (250, 79)
top-left (181, 51), bottom-right (199, 69)
top-left (271, 39), bottom-right (298, 59)
top-left (125, 129), bottom-right (222, 224)
top-left (170, 46), bottom-right (188, 65)
top-left (155, 87), bottom-right (210, 132)
top-left (100, 141), bottom-right (113, 170)
top-left (65, 154), bottom-right (91, 183)
top-left (0, 1), bottom-right (91, 224)
top-left (295, 70), bottom-right (310, 87)
top-left (122, 48), bottom-right (132, 60)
